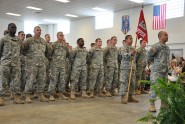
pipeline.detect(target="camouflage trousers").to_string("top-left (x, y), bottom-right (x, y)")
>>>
top-left (149, 72), bottom-right (167, 100)
top-left (24, 65), bottom-right (46, 94)
top-left (48, 66), bottom-right (66, 94)
top-left (135, 67), bottom-right (146, 89)
top-left (106, 66), bottom-right (119, 91)
top-left (20, 65), bottom-right (26, 92)
top-left (0, 65), bottom-right (21, 96)
top-left (119, 69), bottom-right (135, 96)
top-left (70, 67), bottom-right (87, 91)
top-left (89, 67), bottom-right (104, 91)
top-left (45, 63), bottom-right (50, 91)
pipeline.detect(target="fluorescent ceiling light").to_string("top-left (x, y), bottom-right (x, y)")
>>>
top-left (6, 13), bottom-right (21, 16)
top-left (55, 0), bottom-right (70, 3)
top-left (129, 0), bottom-right (144, 3)
top-left (65, 14), bottom-right (78, 17)
top-left (43, 19), bottom-right (55, 23)
top-left (26, 6), bottom-right (42, 11)
top-left (92, 7), bottom-right (107, 11)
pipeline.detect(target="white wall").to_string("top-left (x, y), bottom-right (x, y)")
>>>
top-left (64, 5), bottom-right (185, 57)
top-left (0, 18), bottom-right (24, 37)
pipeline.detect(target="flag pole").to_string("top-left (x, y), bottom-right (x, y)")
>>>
top-left (126, 35), bottom-right (138, 100)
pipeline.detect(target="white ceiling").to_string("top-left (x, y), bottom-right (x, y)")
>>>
top-left (0, 0), bottom-right (163, 24)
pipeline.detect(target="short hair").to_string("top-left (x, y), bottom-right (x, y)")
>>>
top-left (8, 23), bottom-right (16, 29)
top-left (45, 34), bottom-right (50, 37)
top-left (77, 38), bottom-right (83, 43)
top-left (125, 35), bottom-right (132, 40)
top-left (107, 39), bottom-right (111, 43)
top-left (111, 36), bottom-right (117, 40)
top-left (34, 26), bottom-right (41, 31)
top-left (158, 31), bottom-right (165, 38)
top-left (140, 40), bottom-right (143, 44)
top-left (95, 38), bottom-right (101, 42)
top-left (18, 31), bottom-right (24, 35)
top-left (26, 34), bottom-right (32, 38)
top-left (91, 43), bottom-right (95, 47)
top-left (3, 30), bottom-right (9, 35)
top-left (57, 32), bottom-right (63, 36)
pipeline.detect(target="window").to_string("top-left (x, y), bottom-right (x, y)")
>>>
top-left (24, 21), bottom-right (38, 34)
top-left (95, 12), bottom-right (113, 30)
top-left (166, 0), bottom-right (184, 19)
top-left (57, 20), bottom-right (70, 34)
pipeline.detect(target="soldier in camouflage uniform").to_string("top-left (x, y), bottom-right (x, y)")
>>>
top-left (148, 31), bottom-right (170, 112)
top-left (70, 38), bottom-right (90, 99)
top-left (65, 42), bottom-right (71, 92)
top-left (23, 26), bottom-right (51, 103)
top-left (44, 34), bottom-right (52, 91)
top-left (104, 36), bottom-right (119, 97)
top-left (48, 32), bottom-right (69, 101)
top-left (118, 35), bottom-right (138, 104)
top-left (135, 40), bottom-right (148, 95)
top-left (87, 38), bottom-right (105, 98)
top-left (0, 23), bottom-right (24, 106)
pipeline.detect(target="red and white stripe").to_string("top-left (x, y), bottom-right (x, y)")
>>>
top-left (153, 4), bottom-right (166, 30)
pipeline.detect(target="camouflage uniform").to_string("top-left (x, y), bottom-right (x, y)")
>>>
top-left (118, 45), bottom-right (135, 96)
top-left (87, 46), bottom-right (104, 91)
top-left (135, 47), bottom-right (147, 89)
top-left (148, 42), bottom-right (170, 100)
top-left (70, 47), bottom-right (88, 91)
top-left (20, 55), bottom-right (26, 92)
top-left (0, 35), bottom-right (22, 96)
top-left (104, 46), bottom-right (119, 92)
top-left (48, 41), bottom-right (69, 94)
top-left (23, 37), bottom-right (51, 94)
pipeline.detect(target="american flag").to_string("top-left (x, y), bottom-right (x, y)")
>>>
top-left (152, 4), bottom-right (167, 30)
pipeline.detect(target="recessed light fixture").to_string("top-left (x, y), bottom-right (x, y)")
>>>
top-left (6, 13), bottom-right (21, 16)
top-left (129, 0), bottom-right (144, 3)
top-left (26, 6), bottom-right (42, 11)
top-left (43, 19), bottom-right (56, 23)
top-left (55, 0), bottom-right (70, 3)
top-left (65, 14), bottom-right (78, 17)
top-left (92, 7), bottom-right (107, 11)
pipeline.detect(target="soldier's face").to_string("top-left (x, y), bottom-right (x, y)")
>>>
top-left (96, 40), bottom-right (102, 47)
top-left (18, 32), bottom-right (25, 41)
top-left (141, 40), bottom-right (147, 48)
top-left (107, 40), bottom-right (111, 46)
top-left (78, 39), bottom-right (84, 47)
top-left (8, 24), bottom-right (17, 35)
top-left (34, 27), bottom-right (41, 36)
top-left (57, 32), bottom-right (64, 41)
top-left (45, 35), bottom-right (50, 42)
top-left (111, 37), bottom-right (117, 45)
top-left (126, 36), bottom-right (133, 45)
top-left (162, 32), bottom-right (168, 42)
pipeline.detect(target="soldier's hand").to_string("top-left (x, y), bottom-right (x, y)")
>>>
top-left (131, 50), bottom-right (136, 55)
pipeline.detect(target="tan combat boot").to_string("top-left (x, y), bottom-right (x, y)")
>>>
top-left (38, 93), bottom-right (49, 102)
top-left (149, 100), bottom-right (157, 112)
top-left (121, 92), bottom-right (128, 104)
top-left (106, 90), bottom-right (112, 97)
top-left (98, 90), bottom-right (105, 97)
top-left (82, 91), bottom-right (90, 98)
top-left (13, 95), bottom-right (24, 104)
top-left (112, 89), bottom-right (119, 96)
top-left (128, 96), bottom-right (139, 103)
top-left (59, 93), bottom-right (68, 100)
top-left (49, 95), bottom-right (55, 101)
top-left (134, 89), bottom-right (141, 95)
top-left (141, 88), bottom-right (149, 94)
top-left (0, 97), bottom-right (4, 106)
top-left (90, 91), bottom-right (95, 98)
top-left (70, 91), bottom-right (76, 100)
top-left (25, 94), bottom-right (32, 103)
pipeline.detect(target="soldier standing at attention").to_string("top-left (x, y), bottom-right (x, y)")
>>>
top-left (88, 38), bottom-right (105, 98)
top-left (0, 23), bottom-right (24, 105)
top-left (23, 26), bottom-right (51, 103)
top-left (48, 32), bottom-right (69, 101)
top-left (148, 31), bottom-right (170, 112)
top-left (70, 38), bottom-right (90, 99)
top-left (118, 35), bottom-right (139, 104)
top-left (44, 34), bottom-right (52, 91)
top-left (104, 36), bottom-right (119, 97)
top-left (135, 40), bottom-right (148, 95)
